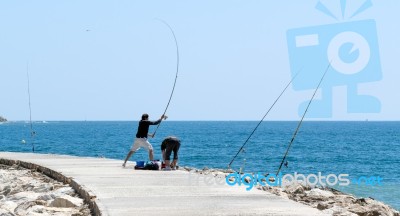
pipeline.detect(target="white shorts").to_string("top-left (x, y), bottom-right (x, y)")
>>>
top-left (130, 138), bottom-right (153, 152)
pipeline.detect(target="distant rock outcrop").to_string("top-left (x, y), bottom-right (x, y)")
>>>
top-left (0, 116), bottom-right (7, 122)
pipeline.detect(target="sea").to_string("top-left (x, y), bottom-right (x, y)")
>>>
top-left (0, 121), bottom-right (399, 210)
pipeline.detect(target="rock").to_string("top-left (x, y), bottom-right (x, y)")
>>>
top-left (0, 116), bottom-right (7, 122)
top-left (367, 201), bottom-right (398, 216)
top-left (11, 191), bottom-right (40, 201)
top-left (52, 187), bottom-right (75, 196)
top-left (309, 188), bottom-right (334, 197)
top-left (323, 205), bottom-right (356, 216)
top-left (243, 176), bottom-right (251, 183)
top-left (212, 171), bottom-right (226, 177)
top-left (52, 183), bottom-right (66, 190)
top-left (0, 166), bottom-right (90, 216)
top-left (317, 202), bottom-right (333, 210)
top-left (347, 204), bottom-right (369, 215)
top-left (50, 195), bottom-right (83, 208)
top-left (333, 194), bottom-right (356, 206)
top-left (39, 206), bottom-right (82, 215)
top-left (270, 187), bottom-right (288, 198)
top-left (1, 186), bottom-right (12, 196)
top-left (35, 200), bottom-right (47, 206)
top-left (284, 183), bottom-right (305, 194)
top-left (183, 166), bottom-right (192, 171)
top-left (14, 201), bottom-right (37, 215)
top-left (305, 188), bottom-right (334, 201)
top-left (37, 194), bottom-right (53, 201)
top-left (0, 201), bottom-right (18, 212)
top-left (355, 197), bottom-right (368, 206)
top-left (33, 184), bottom-right (54, 193)
top-left (0, 208), bottom-right (14, 216)
top-left (29, 205), bottom-right (46, 214)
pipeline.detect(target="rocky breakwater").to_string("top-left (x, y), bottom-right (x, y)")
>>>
top-left (0, 164), bottom-right (91, 216)
top-left (261, 183), bottom-right (400, 216)
top-left (184, 167), bottom-right (400, 216)
top-left (0, 116), bottom-right (7, 122)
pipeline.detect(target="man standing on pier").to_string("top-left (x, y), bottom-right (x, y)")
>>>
top-left (122, 113), bottom-right (167, 167)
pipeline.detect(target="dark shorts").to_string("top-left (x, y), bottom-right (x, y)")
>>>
top-left (162, 137), bottom-right (181, 161)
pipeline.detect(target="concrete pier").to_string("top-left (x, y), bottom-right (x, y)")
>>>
top-left (0, 152), bottom-right (327, 216)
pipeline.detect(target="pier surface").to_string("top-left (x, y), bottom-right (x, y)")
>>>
top-left (0, 152), bottom-right (327, 216)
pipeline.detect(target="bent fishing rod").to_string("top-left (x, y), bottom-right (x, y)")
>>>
top-left (26, 62), bottom-right (35, 152)
top-left (228, 70), bottom-right (301, 169)
top-left (276, 63), bottom-right (331, 176)
top-left (152, 19), bottom-right (180, 138)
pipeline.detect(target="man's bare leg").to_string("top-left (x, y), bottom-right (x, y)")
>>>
top-left (164, 160), bottom-right (171, 171)
top-left (162, 150), bottom-right (166, 162)
top-left (122, 151), bottom-right (135, 167)
top-left (171, 159), bottom-right (178, 169)
top-left (149, 149), bottom-right (154, 161)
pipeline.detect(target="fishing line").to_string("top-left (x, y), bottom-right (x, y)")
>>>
top-left (228, 70), bottom-right (301, 169)
top-left (26, 62), bottom-right (35, 152)
top-left (276, 63), bottom-right (331, 176)
top-left (151, 19), bottom-right (180, 137)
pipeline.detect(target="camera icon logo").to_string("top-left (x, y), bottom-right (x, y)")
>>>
top-left (287, 19), bottom-right (382, 118)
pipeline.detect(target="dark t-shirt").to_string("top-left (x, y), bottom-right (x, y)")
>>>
top-left (161, 136), bottom-right (180, 151)
top-left (136, 119), bottom-right (161, 138)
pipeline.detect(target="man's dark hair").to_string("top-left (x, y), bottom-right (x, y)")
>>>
top-left (141, 113), bottom-right (149, 120)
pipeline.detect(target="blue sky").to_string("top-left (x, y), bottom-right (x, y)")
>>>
top-left (0, 0), bottom-right (399, 121)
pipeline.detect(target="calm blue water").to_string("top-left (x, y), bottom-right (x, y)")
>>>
top-left (1, 121), bottom-right (399, 210)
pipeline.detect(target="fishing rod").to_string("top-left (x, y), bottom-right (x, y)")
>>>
top-left (276, 63), bottom-right (331, 176)
top-left (26, 62), bottom-right (35, 152)
top-left (151, 19), bottom-right (180, 138)
top-left (228, 70), bottom-right (301, 169)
